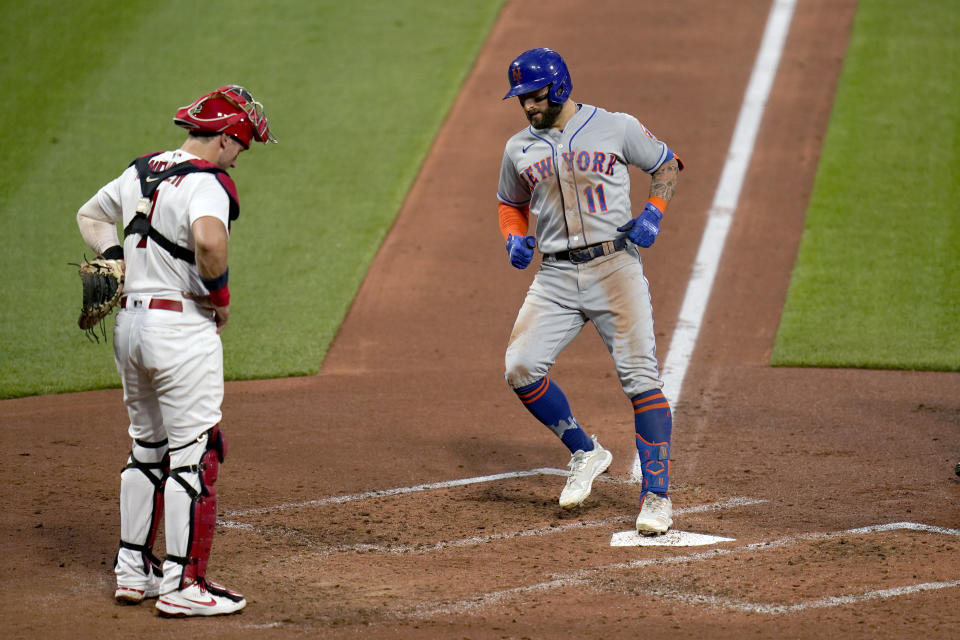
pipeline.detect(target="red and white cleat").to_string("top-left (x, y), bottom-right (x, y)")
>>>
top-left (156, 579), bottom-right (246, 617)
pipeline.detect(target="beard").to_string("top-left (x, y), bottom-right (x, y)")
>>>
top-left (526, 100), bottom-right (564, 129)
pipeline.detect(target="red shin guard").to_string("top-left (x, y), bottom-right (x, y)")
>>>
top-left (178, 426), bottom-right (226, 588)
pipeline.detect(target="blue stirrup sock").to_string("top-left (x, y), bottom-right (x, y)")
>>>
top-left (515, 377), bottom-right (594, 454)
top-left (633, 389), bottom-right (672, 496)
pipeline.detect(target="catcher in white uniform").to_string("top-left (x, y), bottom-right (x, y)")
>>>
top-left (497, 49), bottom-right (683, 535)
top-left (76, 85), bottom-right (275, 615)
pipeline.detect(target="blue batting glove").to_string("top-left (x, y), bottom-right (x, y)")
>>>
top-left (617, 201), bottom-right (663, 248)
top-left (506, 234), bottom-right (537, 269)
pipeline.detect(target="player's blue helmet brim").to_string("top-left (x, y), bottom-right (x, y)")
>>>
top-left (503, 47), bottom-right (573, 103)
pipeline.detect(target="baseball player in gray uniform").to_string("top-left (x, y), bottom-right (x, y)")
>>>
top-left (76, 85), bottom-right (275, 615)
top-left (497, 48), bottom-right (682, 535)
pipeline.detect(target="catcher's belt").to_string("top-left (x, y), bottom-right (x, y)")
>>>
top-left (120, 296), bottom-right (184, 312)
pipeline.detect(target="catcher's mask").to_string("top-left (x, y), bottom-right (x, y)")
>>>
top-left (174, 85), bottom-right (277, 148)
top-left (503, 47), bottom-right (572, 104)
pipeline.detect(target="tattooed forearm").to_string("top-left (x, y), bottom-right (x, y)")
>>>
top-left (649, 158), bottom-right (679, 203)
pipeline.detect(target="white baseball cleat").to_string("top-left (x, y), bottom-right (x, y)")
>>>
top-left (558, 436), bottom-right (613, 509)
top-left (156, 579), bottom-right (246, 617)
top-left (636, 492), bottom-right (673, 535)
top-left (115, 583), bottom-right (160, 605)
top-left (115, 573), bottom-right (161, 605)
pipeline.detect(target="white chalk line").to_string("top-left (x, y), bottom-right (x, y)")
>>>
top-left (222, 467), bottom-right (569, 518)
top-left (222, 496), bottom-right (766, 556)
top-left (648, 579), bottom-right (960, 615)
top-left (400, 521), bottom-right (960, 620)
top-left (633, 0), bottom-right (798, 482)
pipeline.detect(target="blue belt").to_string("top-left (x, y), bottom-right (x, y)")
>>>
top-left (546, 237), bottom-right (629, 264)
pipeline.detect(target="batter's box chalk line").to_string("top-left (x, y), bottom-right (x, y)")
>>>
top-left (400, 521), bottom-right (960, 620)
top-left (610, 519), bottom-right (960, 548)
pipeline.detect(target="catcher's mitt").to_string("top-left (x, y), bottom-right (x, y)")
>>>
top-left (76, 257), bottom-right (124, 340)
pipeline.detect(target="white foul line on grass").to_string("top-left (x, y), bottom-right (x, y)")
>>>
top-left (400, 521), bottom-right (960, 620)
top-left (634, 0), bottom-right (798, 481)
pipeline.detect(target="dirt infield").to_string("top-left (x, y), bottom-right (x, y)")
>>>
top-left (3, 0), bottom-right (959, 637)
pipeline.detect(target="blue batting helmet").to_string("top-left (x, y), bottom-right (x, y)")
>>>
top-left (503, 48), bottom-right (573, 103)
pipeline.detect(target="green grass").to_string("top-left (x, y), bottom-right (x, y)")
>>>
top-left (0, 0), bottom-right (504, 398)
top-left (771, 0), bottom-right (960, 370)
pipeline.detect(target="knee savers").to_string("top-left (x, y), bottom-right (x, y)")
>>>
top-left (167, 425), bottom-right (227, 588)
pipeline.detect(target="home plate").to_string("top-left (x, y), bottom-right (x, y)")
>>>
top-left (610, 530), bottom-right (735, 547)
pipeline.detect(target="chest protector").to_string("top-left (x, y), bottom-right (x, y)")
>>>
top-left (123, 152), bottom-right (240, 264)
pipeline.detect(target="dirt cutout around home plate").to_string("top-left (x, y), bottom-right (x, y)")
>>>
top-left (2, 0), bottom-right (959, 638)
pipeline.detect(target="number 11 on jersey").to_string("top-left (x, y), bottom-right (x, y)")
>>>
top-left (583, 184), bottom-right (607, 213)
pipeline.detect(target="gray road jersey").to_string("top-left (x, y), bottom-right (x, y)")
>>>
top-left (497, 104), bottom-right (671, 255)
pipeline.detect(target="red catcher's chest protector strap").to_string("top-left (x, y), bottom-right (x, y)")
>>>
top-left (123, 152), bottom-right (240, 264)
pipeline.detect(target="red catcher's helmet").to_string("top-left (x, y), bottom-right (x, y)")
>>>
top-left (174, 85), bottom-right (276, 148)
